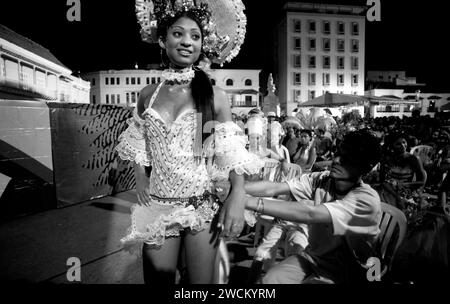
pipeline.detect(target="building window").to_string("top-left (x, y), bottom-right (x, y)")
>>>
top-left (337, 56), bottom-right (345, 69)
top-left (92, 78), bottom-right (96, 86)
top-left (117, 94), bottom-right (120, 104)
top-left (294, 72), bottom-right (301, 85)
top-left (308, 20), bottom-right (316, 33)
top-left (337, 39), bottom-right (345, 52)
top-left (322, 21), bottom-right (330, 34)
top-left (131, 77), bottom-right (135, 85)
top-left (111, 77), bottom-right (115, 85)
top-left (428, 101), bottom-right (436, 112)
top-left (150, 77), bottom-right (155, 84)
top-left (126, 77), bottom-right (129, 85)
top-left (308, 56), bottom-right (316, 68)
top-left (117, 77), bottom-right (120, 85)
top-left (245, 79), bottom-right (252, 86)
top-left (293, 90), bottom-right (301, 103)
top-left (294, 20), bottom-right (301, 33)
top-left (137, 78), bottom-right (141, 85)
top-left (92, 95), bottom-right (96, 104)
top-left (308, 73), bottom-right (316, 85)
top-left (211, 79), bottom-right (216, 85)
top-left (323, 56), bottom-right (330, 69)
top-left (106, 94), bottom-right (109, 103)
top-left (294, 54), bottom-right (301, 68)
top-left (294, 37), bottom-right (301, 50)
top-left (245, 95), bottom-right (252, 103)
top-left (158, 77), bottom-right (161, 82)
top-left (337, 74), bottom-right (344, 86)
top-left (131, 92), bottom-right (136, 104)
top-left (146, 77), bottom-right (150, 85)
top-left (309, 38), bottom-right (316, 51)
top-left (351, 74), bottom-right (359, 86)
top-left (226, 79), bottom-right (234, 86)
top-left (337, 21), bottom-right (345, 35)
top-left (323, 73), bottom-right (330, 86)
top-left (351, 57), bottom-right (359, 70)
top-left (105, 78), bottom-right (109, 85)
top-left (351, 39), bottom-right (359, 53)
top-left (352, 22), bottom-right (359, 35)
top-left (111, 94), bottom-right (115, 104)
top-left (309, 90), bottom-right (316, 100)
top-left (126, 92), bottom-right (130, 104)
top-left (323, 38), bottom-right (330, 52)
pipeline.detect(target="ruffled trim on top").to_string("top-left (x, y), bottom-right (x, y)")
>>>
top-left (115, 110), bottom-right (151, 167)
top-left (210, 121), bottom-right (264, 179)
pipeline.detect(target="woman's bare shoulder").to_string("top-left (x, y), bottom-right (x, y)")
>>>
top-left (212, 86), bottom-right (232, 121)
top-left (137, 84), bottom-right (160, 117)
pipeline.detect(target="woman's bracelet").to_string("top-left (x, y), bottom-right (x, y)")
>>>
top-left (256, 197), bottom-right (264, 216)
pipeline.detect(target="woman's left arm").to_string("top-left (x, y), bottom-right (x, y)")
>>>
top-left (409, 154), bottom-right (427, 188)
top-left (213, 87), bottom-right (249, 238)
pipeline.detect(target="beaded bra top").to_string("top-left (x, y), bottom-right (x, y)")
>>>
top-left (138, 81), bottom-right (210, 200)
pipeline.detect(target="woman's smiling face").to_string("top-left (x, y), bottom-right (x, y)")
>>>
top-left (161, 16), bottom-right (202, 68)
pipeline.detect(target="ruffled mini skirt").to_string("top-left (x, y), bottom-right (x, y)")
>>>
top-left (120, 192), bottom-right (221, 254)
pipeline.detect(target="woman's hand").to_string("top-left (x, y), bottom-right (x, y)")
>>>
top-left (218, 188), bottom-right (247, 239)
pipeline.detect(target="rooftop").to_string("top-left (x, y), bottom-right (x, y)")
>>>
top-left (284, 2), bottom-right (366, 15)
top-left (0, 24), bottom-right (69, 70)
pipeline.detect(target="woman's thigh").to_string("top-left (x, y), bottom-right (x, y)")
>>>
top-left (183, 223), bottom-right (218, 284)
top-left (142, 236), bottom-right (181, 284)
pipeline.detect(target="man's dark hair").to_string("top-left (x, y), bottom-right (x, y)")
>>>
top-left (300, 129), bottom-right (313, 138)
top-left (340, 129), bottom-right (382, 175)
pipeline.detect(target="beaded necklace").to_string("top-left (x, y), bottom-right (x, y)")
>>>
top-left (162, 66), bottom-right (195, 85)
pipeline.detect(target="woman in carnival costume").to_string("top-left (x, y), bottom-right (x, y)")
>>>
top-left (116, 0), bottom-right (262, 284)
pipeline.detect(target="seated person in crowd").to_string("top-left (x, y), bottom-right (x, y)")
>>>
top-left (284, 128), bottom-right (301, 160)
top-left (292, 129), bottom-right (317, 172)
top-left (244, 130), bottom-right (382, 283)
top-left (268, 113), bottom-right (289, 162)
top-left (377, 132), bottom-right (426, 211)
top-left (314, 128), bottom-right (333, 162)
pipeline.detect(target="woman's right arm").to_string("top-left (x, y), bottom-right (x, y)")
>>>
top-left (305, 146), bottom-right (317, 170)
top-left (134, 163), bottom-right (151, 206)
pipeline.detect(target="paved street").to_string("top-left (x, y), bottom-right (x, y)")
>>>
top-left (0, 190), bottom-right (257, 284)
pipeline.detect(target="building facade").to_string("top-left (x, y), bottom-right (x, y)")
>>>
top-left (82, 68), bottom-right (261, 113)
top-left (366, 70), bottom-right (450, 117)
top-left (274, 2), bottom-right (366, 115)
top-left (0, 24), bottom-right (90, 103)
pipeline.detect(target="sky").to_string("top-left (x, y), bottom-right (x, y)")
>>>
top-left (0, 0), bottom-right (449, 91)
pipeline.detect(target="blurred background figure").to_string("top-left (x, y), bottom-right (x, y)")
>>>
top-left (292, 129), bottom-right (317, 172)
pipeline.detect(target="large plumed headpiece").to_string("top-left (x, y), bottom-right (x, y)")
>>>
top-left (135, 0), bottom-right (247, 66)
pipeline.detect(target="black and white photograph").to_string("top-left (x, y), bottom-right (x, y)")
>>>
top-left (0, 0), bottom-right (449, 293)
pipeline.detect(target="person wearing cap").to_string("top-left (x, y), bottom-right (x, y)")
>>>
top-left (244, 130), bottom-right (382, 283)
top-left (314, 128), bottom-right (333, 162)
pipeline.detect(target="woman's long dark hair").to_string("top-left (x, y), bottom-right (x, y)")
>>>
top-left (158, 11), bottom-right (215, 142)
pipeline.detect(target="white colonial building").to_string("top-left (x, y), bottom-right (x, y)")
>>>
top-left (274, 2), bottom-right (366, 115)
top-left (82, 68), bottom-right (261, 114)
top-left (0, 24), bottom-right (90, 103)
top-left (366, 70), bottom-right (450, 117)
